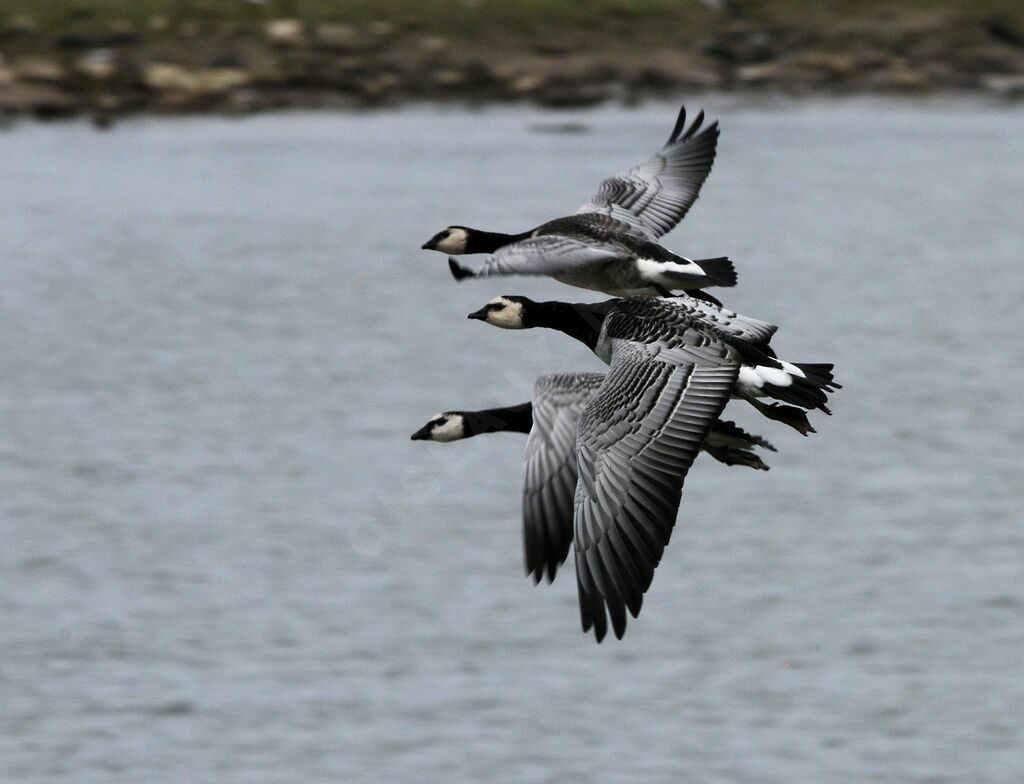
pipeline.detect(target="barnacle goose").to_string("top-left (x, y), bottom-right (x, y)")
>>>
top-left (466, 294), bottom-right (838, 641)
top-left (411, 373), bottom-right (776, 585)
top-left (422, 104), bottom-right (736, 297)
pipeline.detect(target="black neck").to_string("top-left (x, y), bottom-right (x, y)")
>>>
top-left (466, 229), bottom-right (530, 254)
top-left (463, 403), bottom-right (533, 437)
top-left (527, 301), bottom-right (612, 351)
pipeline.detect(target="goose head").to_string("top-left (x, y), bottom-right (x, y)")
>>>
top-left (410, 412), bottom-right (466, 442)
top-left (421, 226), bottom-right (471, 254)
top-left (467, 296), bottom-right (533, 330)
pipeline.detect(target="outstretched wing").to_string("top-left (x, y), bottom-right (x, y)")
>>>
top-left (576, 105), bottom-right (719, 240)
top-left (522, 372), bottom-right (605, 583)
top-left (573, 338), bottom-right (739, 642)
top-left (470, 235), bottom-right (623, 279)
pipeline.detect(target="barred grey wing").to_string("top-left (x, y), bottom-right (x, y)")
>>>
top-left (572, 339), bottom-right (739, 642)
top-left (631, 296), bottom-right (779, 345)
top-left (521, 373), bottom-right (604, 583)
top-left (576, 105), bottom-right (719, 240)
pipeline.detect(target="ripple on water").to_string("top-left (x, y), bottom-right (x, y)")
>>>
top-left (0, 101), bottom-right (1022, 784)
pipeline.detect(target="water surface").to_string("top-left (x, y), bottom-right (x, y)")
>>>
top-left (1, 100), bottom-right (1022, 783)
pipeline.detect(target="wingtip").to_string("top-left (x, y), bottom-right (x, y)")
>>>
top-left (609, 605), bottom-right (628, 640)
top-left (525, 544), bottom-right (545, 585)
top-left (665, 103), bottom-right (716, 145)
top-left (579, 584), bottom-right (609, 643)
top-left (582, 611), bottom-right (605, 643)
top-left (667, 104), bottom-right (687, 145)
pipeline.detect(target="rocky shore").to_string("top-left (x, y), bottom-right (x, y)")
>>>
top-left (1, 5), bottom-right (1023, 122)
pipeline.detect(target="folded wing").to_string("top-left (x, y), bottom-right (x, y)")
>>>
top-left (617, 295), bottom-right (779, 346)
top-left (471, 235), bottom-right (623, 279)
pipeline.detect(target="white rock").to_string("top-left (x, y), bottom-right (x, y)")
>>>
top-left (264, 18), bottom-right (305, 47)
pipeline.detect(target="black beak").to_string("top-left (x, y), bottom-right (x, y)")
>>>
top-left (467, 307), bottom-right (488, 321)
top-left (421, 240), bottom-right (436, 250)
top-left (410, 425), bottom-right (431, 440)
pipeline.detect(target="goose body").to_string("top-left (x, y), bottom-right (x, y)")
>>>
top-left (467, 294), bottom-right (839, 641)
top-left (412, 372), bottom-right (777, 584)
top-left (423, 106), bottom-right (735, 297)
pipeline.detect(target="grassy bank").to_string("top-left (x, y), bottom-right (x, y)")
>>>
top-left (2, 1), bottom-right (1021, 37)
top-left (1, 1), bottom-right (1022, 119)
top-left (2, 1), bottom-right (1022, 34)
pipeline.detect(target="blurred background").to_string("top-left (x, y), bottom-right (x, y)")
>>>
top-left (0, 0), bottom-right (1023, 120)
top-left (1, 3), bottom-right (1023, 784)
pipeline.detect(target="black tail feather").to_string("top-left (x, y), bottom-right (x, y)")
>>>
top-left (692, 256), bottom-right (737, 288)
top-left (794, 363), bottom-right (841, 391)
top-left (767, 379), bottom-right (831, 413)
top-left (761, 362), bottom-right (839, 414)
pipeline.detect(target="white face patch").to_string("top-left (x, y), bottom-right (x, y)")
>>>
top-left (484, 297), bottom-right (526, 330)
top-left (435, 227), bottom-right (469, 255)
top-left (429, 413), bottom-right (466, 442)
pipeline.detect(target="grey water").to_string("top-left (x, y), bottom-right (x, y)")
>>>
top-left (1, 99), bottom-right (1022, 783)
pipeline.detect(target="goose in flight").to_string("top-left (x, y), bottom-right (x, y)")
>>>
top-left (411, 372), bottom-right (776, 584)
top-left (466, 294), bottom-right (838, 641)
top-left (422, 105), bottom-right (735, 297)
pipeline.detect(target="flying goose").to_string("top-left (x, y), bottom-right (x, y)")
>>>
top-left (466, 294), bottom-right (838, 641)
top-left (411, 373), bottom-right (777, 584)
top-left (468, 294), bottom-right (838, 434)
top-left (422, 105), bottom-right (735, 297)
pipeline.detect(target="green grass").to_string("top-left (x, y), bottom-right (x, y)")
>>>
top-left (0, 1), bottom-right (707, 36)
top-left (0, 0), bottom-right (1019, 40)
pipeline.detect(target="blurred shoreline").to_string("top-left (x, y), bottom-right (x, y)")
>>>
top-left (1, 1), bottom-right (1022, 122)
